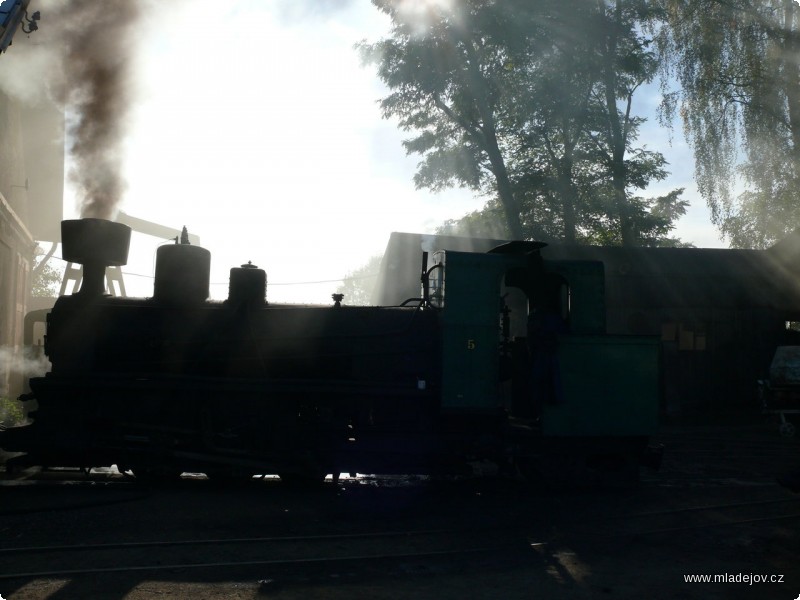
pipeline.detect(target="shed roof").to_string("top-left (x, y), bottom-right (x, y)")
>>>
top-left (375, 232), bottom-right (800, 312)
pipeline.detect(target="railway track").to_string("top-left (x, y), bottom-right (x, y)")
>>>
top-left (2, 426), bottom-right (798, 586)
top-left (1, 490), bottom-right (798, 581)
top-left (0, 527), bottom-right (526, 581)
top-left (569, 495), bottom-right (800, 538)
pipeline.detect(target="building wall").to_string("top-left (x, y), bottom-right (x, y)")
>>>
top-left (0, 89), bottom-right (27, 219)
top-left (0, 191), bottom-right (34, 398)
top-left (0, 88), bottom-right (61, 398)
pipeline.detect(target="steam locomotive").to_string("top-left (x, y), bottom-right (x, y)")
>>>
top-left (1, 218), bottom-right (660, 483)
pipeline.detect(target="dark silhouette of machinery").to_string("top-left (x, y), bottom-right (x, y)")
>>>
top-left (1, 218), bottom-right (660, 482)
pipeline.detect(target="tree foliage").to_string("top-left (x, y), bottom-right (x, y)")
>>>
top-left (30, 248), bottom-right (62, 298)
top-left (658, 0), bottom-right (800, 248)
top-left (361, 0), bottom-right (687, 246)
top-left (335, 254), bottom-right (383, 306)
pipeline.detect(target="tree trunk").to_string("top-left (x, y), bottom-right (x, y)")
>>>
top-left (601, 0), bottom-right (637, 246)
top-left (558, 155), bottom-right (577, 243)
top-left (484, 136), bottom-right (524, 240)
top-left (460, 39), bottom-right (524, 240)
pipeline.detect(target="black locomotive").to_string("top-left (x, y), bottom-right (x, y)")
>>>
top-left (1, 218), bottom-right (660, 482)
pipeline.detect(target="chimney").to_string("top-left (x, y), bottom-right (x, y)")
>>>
top-left (60, 218), bottom-right (131, 297)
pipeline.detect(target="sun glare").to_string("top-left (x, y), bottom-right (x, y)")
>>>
top-left (397, 0), bottom-right (456, 27)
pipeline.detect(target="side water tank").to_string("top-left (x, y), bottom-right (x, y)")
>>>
top-left (154, 242), bottom-right (211, 304)
top-left (228, 261), bottom-right (267, 307)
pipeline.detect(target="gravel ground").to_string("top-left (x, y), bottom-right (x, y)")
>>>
top-left (1, 422), bottom-right (800, 599)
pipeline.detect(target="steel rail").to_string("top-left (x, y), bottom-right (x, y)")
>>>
top-left (4, 496), bottom-right (795, 556)
top-left (0, 544), bottom-right (519, 581)
top-left (603, 511), bottom-right (800, 537)
top-left (623, 496), bottom-right (800, 518)
top-left (0, 528), bottom-right (456, 556)
top-left (568, 496), bottom-right (800, 538)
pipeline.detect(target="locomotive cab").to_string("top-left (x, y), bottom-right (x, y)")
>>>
top-left (426, 243), bottom-right (660, 477)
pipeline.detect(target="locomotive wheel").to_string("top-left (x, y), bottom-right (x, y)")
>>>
top-left (515, 453), bottom-right (638, 488)
top-left (206, 469), bottom-right (254, 486)
top-left (278, 471), bottom-right (328, 488)
top-left (131, 467), bottom-right (183, 484)
top-left (780, 421), bottom-right (796, 438)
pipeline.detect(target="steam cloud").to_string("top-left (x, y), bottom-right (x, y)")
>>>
top-left (0, 0), bottom-right (143, 220)
top-left (0, 346), bottom-right (51, 379)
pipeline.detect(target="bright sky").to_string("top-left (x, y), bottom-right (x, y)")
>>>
top-left (58, 0), bottom-right (722, 304)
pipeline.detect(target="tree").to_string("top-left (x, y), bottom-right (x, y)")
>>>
top-left (360, 0), bottom-right (535, 238)
top-left (362, 0), bottom-right (686, 246)
top-left (30, 245), bottom-right (62, 298)
top-left (335, 255), bottom-right (383, 306)
top-left (437, 199), bottom-right (509, 239)
top-left (578, 188), bottom-right (692, 246)
top-left (514, 0), bottom-right (689, 246)
top-left (440, 187), bottom-right (690, 246)
top-left (658, 0), bottom-right (800, 248)
top-left (592, 0), bottom-right (667, 245)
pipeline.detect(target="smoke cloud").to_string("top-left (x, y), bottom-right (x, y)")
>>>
top-left (0, 0), bottom-right (143, 220)
top-left (55, 0), bottom-right (141, 220)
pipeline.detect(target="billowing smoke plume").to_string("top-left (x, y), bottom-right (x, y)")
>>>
top-left (55, 0), bottom-right (141, 219)
top-left (0, 0), bottom-right (142, 220)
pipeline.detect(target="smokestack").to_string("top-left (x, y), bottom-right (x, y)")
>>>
top-left (61, 218), bottom-right (131, 297)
